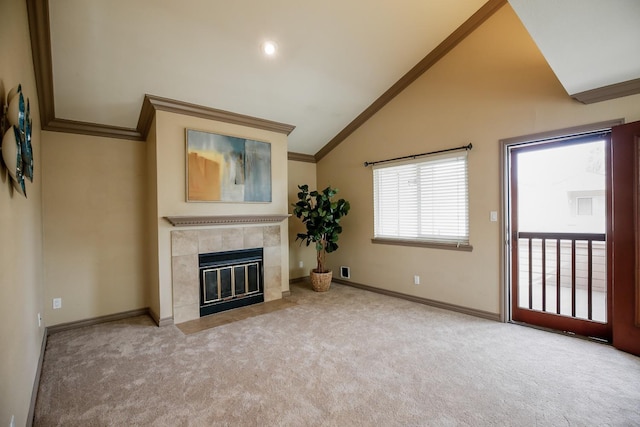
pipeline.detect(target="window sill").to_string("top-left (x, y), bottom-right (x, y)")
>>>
top-left (371, 237), bottom-right (473, 252)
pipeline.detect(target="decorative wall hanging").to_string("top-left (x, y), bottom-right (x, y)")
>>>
top-left (1, 83), bottom-right (33, 198)
top-left (186, 129), bottom-right (272, 203)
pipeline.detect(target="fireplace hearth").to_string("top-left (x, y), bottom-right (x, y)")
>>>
top-left (199, 248), bottom-right (264, 317)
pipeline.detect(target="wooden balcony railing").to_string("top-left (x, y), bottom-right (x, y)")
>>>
top-left (517, 232), bottom-right (606, 322)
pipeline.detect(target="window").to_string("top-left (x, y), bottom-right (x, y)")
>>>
top-left (576, 197), bottom-right (593, 216)
top-left (373, 151), bottom-right (470, 249)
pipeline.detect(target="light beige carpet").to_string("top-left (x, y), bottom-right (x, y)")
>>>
top-left (35, 283), bottom-right (640, 426)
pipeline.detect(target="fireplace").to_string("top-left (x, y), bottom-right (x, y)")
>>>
top-left (170, 225), bottom-right (283, 324)
top-left (199, 248), bottom-right (264, 316)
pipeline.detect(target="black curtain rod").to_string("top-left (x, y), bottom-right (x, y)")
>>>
top-left (363, 143), bottom-right (472, 167)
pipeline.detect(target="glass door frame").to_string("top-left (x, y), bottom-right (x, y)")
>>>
top-left (500, 120), bottom-right (622, 340)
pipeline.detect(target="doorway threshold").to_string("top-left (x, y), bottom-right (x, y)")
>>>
top-left (509, 320), bottom-right (611, 345)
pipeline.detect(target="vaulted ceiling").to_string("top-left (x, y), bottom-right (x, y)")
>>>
top-left (509, 0), bottom-right (640, 103)
top-left (27, 0), bottom-right (640, 159)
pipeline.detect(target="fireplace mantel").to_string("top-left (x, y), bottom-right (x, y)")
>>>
top-left (164, 214), bottom-right (290, 227)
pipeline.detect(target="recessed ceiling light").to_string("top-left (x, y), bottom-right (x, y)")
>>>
top-left (261, 41), bottom-right (277, 56)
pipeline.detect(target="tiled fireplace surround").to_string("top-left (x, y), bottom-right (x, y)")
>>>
top-left (170, 225), bottom-right (283, 324)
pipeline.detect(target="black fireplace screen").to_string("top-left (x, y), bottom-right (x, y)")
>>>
top-left (199, 248), bottom-right (264, 317)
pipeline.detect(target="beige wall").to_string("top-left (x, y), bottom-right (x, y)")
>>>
top-left (0, 0), bottom-right (44, 424)
top-left (146, 117), bottom-right (161, 321)
top-left (41, 132), bottom-right (147, 325)
top-left (316, 5), bottom-right (640, 315)
top-left (287, 160), bottom-right (318, 279)
top-left (153, 111), bottom-right (290, 320)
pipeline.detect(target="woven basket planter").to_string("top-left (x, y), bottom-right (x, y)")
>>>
top-left (310, 270), bottom-right (332, 292)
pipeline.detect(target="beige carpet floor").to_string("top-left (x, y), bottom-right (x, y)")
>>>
top-left (34, 283), bottom-right (640, 426)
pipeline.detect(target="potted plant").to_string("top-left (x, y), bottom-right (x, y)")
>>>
top-left (292, 185), bottom-right (350, 292)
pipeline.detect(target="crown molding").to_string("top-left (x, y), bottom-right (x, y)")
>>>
top-left (137, 95), bottom-right (157, 139)
top-left (26, 0), bottom-right (55, 126)
top-left (44, 118), bottom-right (143, 141)
top-left (287, 152), bottom-right (317, 163)
top-left (26, 1), bottom-right (295, 141)
top-left (572, 78), bottom-right (640, 104)
top-left (314, 0), bottom-right (508, 161)
top-left (143, 94), bottom-right (295, 136)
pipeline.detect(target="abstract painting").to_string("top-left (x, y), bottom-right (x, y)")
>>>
top-left (186, 129), bottom-right (272, 202)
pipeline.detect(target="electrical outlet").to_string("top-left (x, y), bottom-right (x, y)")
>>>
top-left (38, 312), bottom-right (42, 327)
top-left (414, 275), bottom-right (420, 285)
top-left (490, 211), bottom-right (498, 222)
top-left (53, 298), bottom-right (62, 310)
top-left (298, 261), bottom-right (303, 268)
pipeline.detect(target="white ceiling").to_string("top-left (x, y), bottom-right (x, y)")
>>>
top-left (508, 0), bottom-right (640, 95)
top-left (46, 1), bottom-right (640, 156)
top-left (48, 0), bottom-right (487, 155)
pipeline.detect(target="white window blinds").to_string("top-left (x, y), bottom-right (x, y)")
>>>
top-left (373, 151), bottom-right (469, 245)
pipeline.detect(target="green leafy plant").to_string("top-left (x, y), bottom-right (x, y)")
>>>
top-left (292, 185), bottom-right (351, 273)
